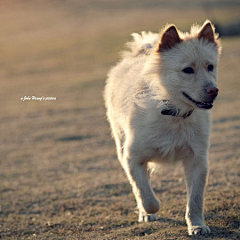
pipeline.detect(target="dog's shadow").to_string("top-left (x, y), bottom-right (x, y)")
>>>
top-left (206, 225), bottom-right (239, 240)
top-left (157, 217), bottom-right (185, 226)
top-left (156, 218), bottom-right (239, 239)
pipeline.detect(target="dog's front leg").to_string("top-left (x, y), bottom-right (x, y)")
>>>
top-left (122, 147), bottom-right (160, 222)
top-left (183, 157), bottom-right (210, 235)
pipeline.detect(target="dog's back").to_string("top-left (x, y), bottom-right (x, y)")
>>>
top-left (104, 31), bottom-right (159, 122)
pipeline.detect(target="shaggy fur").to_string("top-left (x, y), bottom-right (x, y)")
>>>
top-left (104, 20), bottom-right (221, 235)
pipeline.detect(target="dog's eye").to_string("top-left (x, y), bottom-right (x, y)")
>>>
top-left (208, 64), bottom-right (214, 72)
top-left (182, 67), bottom-right (194, 74)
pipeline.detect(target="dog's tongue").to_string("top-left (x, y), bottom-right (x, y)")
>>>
top-left (196, 102), bottom-right (213, 109)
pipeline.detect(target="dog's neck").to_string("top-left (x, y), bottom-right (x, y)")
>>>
top-left (161, 100), bottom-right (194, 119)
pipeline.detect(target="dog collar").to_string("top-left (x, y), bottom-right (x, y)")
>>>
top-left (161, 100), bottom-right (194, 119)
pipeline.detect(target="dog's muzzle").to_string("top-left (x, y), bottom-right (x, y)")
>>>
top-left (182, 92), bottom-right (216, 110)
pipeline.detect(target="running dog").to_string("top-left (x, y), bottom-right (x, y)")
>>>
top-left (104, 20), bottom-right (221, 235)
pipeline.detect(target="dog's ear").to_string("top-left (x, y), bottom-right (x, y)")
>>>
top-left (198, 21), bottom-right (216, 43)
top-left (157, 25), bottom-right (182, 52)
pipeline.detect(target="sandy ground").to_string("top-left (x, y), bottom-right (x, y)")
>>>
top-left (0, 1), bottom-right (239, 239)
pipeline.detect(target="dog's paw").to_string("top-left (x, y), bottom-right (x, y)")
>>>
top-left (189, 225), bottom-right (211, 235)
top-left (138, 212), bottom-right (158, 222)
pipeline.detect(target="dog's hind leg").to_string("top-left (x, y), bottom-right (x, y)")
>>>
top-left (107, 112), bottom-right (124, 162)
top-left (111, 124), bottom-right (124, 163)
top-left (122, 142), bottom-right (160, 222)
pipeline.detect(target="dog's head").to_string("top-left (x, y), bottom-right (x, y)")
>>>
top-left (155, 20), bottom-right (222, 111)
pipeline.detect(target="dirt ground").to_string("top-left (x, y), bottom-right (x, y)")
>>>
top-left (0, 1), bottom-right (239, 239)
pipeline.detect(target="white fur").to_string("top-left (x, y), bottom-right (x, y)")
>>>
top-left (104, 20), bottom-right (221, 235)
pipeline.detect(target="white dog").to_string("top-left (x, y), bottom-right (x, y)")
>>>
top-left (104, 20), bottom-right (221, 235)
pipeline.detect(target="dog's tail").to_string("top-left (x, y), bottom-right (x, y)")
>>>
top-left (121, 31), bottom-right (159, 58)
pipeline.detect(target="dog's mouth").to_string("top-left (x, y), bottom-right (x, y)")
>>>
top-left (183, 92), bottom-right (213, 110)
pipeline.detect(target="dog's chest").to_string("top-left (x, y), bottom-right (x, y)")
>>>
top-left (151, 120), bottom-right (195, 161)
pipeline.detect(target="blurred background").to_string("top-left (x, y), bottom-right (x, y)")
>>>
top-left (0, 0), bottom-right (239, 239)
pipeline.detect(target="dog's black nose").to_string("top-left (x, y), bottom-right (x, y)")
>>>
top-left (206, 86), bottom-right (219, 98)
